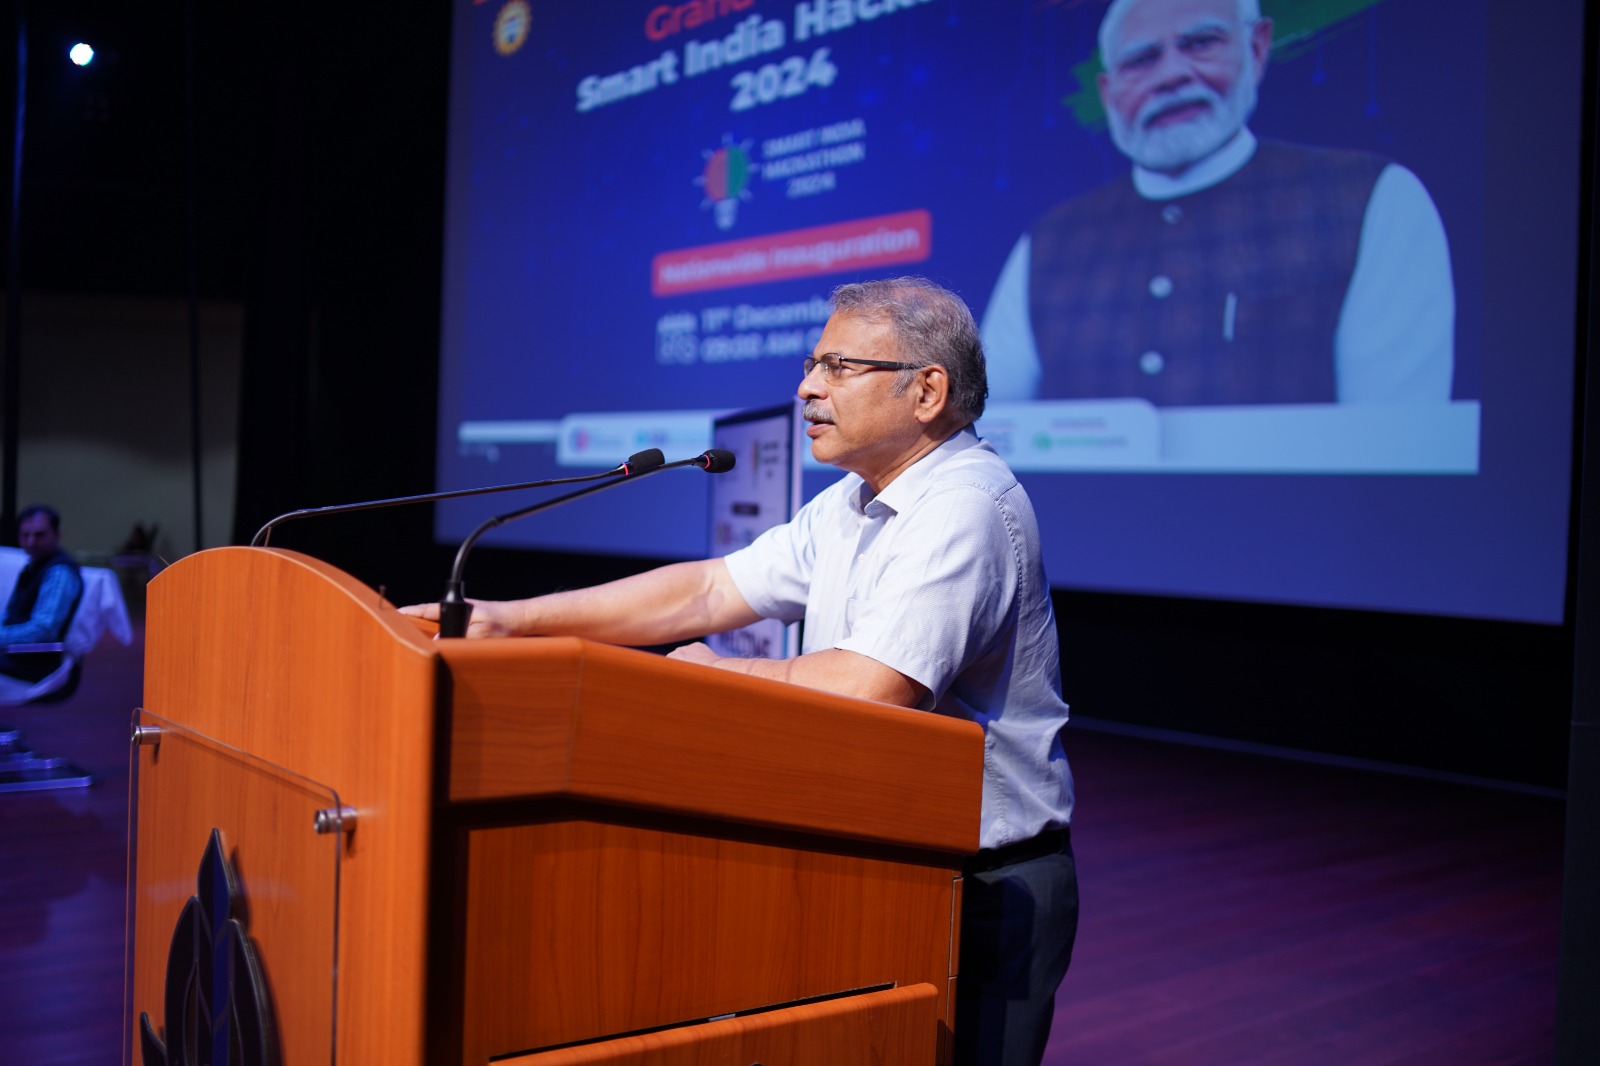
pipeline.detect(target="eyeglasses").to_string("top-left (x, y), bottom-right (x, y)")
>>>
top-left (802, 353), bottom-right (919, 381)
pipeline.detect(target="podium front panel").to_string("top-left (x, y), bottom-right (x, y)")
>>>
top-left (127, 709), bottom-right (343, 1065)
top-left (448, 818), bottom-right (959, 1062)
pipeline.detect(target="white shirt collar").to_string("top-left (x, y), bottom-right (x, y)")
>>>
top-left (853, 427), bottom-right (980, 516)
top-left (1131, 127), bottom-right (1257, 201)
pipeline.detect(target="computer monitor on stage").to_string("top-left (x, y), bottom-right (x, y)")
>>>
top-left (706, 401), bottom-right (805, 659)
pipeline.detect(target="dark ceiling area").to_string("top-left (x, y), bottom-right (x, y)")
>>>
top-left (2, 2), bottom-right (449, 303)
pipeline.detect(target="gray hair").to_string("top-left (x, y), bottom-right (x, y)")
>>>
top-left (829, 276), bottom-right (988, 423)
top-left (1099, 0), bottom-right (1262, 61)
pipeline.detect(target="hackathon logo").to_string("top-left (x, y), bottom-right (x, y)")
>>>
top-left (696, 134), bottom-right (760, 231)
top-left (493, 0), bottom-right (530, 56)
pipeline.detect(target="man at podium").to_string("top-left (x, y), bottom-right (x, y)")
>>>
top-left (406, 277), bottom-right (1077, 1066)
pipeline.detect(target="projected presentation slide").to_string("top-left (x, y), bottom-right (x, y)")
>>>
top-left (437, 0), bottom-right (1582, 624)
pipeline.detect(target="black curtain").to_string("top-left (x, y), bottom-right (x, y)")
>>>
top-left (222, 3), bottom-right (449, 605)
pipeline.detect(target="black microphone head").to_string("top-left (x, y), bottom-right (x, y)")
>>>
top-left (700, 448), bottom-right (737, 473)
top-left (624, 448), bottom-right (665, 475)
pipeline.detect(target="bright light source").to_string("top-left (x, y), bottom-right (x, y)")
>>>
top-left (69, 43), bottom-right (95, 67)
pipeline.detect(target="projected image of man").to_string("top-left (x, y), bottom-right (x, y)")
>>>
top-left (982, 0), bottom-right (1455, 406)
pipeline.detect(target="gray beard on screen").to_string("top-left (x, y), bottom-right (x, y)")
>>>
top-left (1106, 59), bottom-right (1260, 174)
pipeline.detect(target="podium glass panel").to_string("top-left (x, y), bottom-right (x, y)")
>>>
top-left (125, 709), bottom-right (344, 1066)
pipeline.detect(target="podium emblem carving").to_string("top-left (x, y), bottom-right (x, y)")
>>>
top-left (139, 829), bottom-right (278, 1066)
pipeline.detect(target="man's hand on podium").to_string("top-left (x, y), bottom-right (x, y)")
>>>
top-left (398, 599), bottom-right (522, 639)
top-left (665, 641), bottom-right (722, 666)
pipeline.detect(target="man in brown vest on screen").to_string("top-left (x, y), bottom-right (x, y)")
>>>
top-left (981, 0), bottom-right (1455, 407)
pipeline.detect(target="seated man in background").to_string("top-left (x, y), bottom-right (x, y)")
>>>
top-left (0, 505), bottom-right (84, 682)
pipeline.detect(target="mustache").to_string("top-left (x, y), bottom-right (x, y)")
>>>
top-left (802, 401), bottom-right (834, 424)
top-left (1137, 84), bottom-right (1222, 129)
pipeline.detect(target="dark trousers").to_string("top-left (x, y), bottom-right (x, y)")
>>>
top-left (953, 832), bottom-right (1080, 1066)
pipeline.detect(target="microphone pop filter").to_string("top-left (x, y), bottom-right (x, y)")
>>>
top-left (624, 448), bottom-right (665, 475)
top-left (701, 449), bottom-right (736, 473)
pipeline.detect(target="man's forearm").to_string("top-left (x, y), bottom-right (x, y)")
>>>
top-left (673, 644), bottom-right (927, 708)
top-left (0, 568), bottom-right (79, 645)
top-left (510, 558), bottom-right (759, 645)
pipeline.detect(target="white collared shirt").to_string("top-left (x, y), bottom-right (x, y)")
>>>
top-left (724, 429), bottom-right (1075, 850)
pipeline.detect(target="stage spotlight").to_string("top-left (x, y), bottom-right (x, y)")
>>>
top-left (69, 42), bottom-right (95, 67)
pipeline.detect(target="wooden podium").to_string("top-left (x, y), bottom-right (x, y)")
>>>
top-left (126, 547), bottom-right (983, 1064)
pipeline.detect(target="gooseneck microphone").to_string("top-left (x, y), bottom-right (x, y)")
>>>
top-left (682, 448), bottom-right (737, 474)
top-left (248, 448), bottom-right (667, 547)
top-left (436, 448), bottom-right (736, 637)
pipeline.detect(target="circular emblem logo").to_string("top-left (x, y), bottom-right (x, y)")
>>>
top-left (493, 1), bottom-right (531, 56)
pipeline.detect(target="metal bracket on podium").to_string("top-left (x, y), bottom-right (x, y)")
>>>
top-left (313, 806), bottom-right (358, 835)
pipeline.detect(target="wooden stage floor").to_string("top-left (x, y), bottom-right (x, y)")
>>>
top-left (0, 624), bottom-right (1562, 1064)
